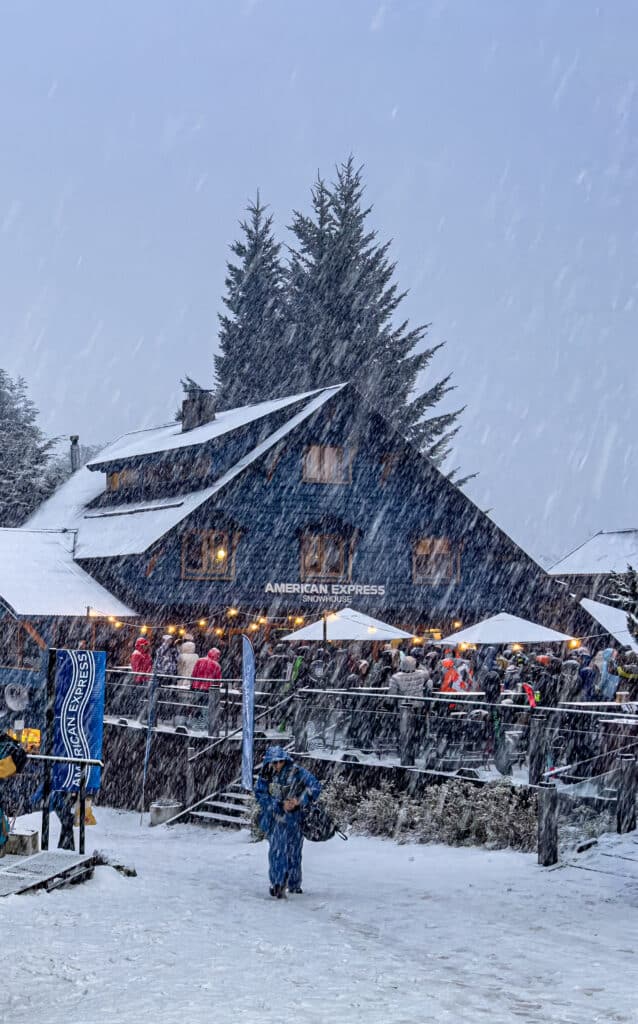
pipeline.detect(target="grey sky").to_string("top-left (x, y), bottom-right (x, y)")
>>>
top-left (0, 0), bottom-right (635, 565)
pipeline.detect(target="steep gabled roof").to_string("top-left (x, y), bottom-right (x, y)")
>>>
top-left (0, 529), bottom-right (137, 617)
top-left (549, 530), bottom-right (638, 577)
top-left (26, 385), bottom-right (346, 558)
top-left (87, 387), bottom-right (334, 467)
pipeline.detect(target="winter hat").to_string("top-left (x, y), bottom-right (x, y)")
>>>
top-left (161, 634), bottom-right (174, 643)
top-left (263, 745), bottom-right (292, 765)
top-left (135, 637), bottom-right (150, 651)
top-left (207, 648), bottom-right (221, 660)
top-left (400, 656), bottom-right (417, 673)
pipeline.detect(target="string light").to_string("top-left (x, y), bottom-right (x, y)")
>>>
top-left (453, 620), bottom-right (462, 629)
top-left (214, 627), bottom-right (224, 636)
top-left (367, 626), bottom-right (377, 635)
top-left (227, 608), bottom-right (238, 617)
top-left (108, 616), bottom-right (116, 624)
top-left (258, 616), bottom-right (268, 625)
top-left (140, 625), bottom-right (148, 635)
top-left (295, 617), bottom-right (305, 625)
top-left (568, 638), bottom-right (580, 649)
top-left (114, 621), bottom-right (123, 629)
top-left (198, 619), bottom-right (207, 628)
top-left (249, 623), bottom-right (259, 631)
top-left (167, 625), bottom-right (177, 635)
top-left (178, 627), bottom-right (186, 636)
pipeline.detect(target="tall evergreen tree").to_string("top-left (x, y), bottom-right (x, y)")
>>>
top-left (284, 158), bottom-right (464, 465)
top-left (0, 369), bottom-right (55, 526)
top-left (606, 566), bottom-right (638, 644)
top-left (213, 195), bottom-right (287, 410)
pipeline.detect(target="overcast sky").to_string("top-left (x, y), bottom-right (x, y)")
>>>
top-left (0, 0), bottom-right (636, 564)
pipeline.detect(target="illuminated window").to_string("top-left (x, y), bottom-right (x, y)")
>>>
top-left (107, 467), bottom-right (139, 492)
top-left (301, 532), bottom-right (348, 580)
top-left (181, 530), bottom-right (239, 580)
top-left (412, 538), bottom-right (458, 584)
top-left (302, 446), bottom-right (351, 484)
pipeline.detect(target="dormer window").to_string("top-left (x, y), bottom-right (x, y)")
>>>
top-left (181, 529), bottom-right (240, 581)
top-left (303, 445), bottom-right (351, 484)
top-left (107, 467), bottom-right (139, 492)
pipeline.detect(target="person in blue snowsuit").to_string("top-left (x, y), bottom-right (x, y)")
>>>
top-left (255, 746), bottom-right (321, 898)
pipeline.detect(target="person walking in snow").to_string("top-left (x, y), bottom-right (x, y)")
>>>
top-left (255, 746), bottom-right (321, 898)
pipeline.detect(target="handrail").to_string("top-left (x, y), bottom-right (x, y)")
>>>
top-left (27, 753), bottom-right (103, 767)
top-left (296, 687), bottom-right (638, 718)
top-left (186, 692), bottom-right (296, 764)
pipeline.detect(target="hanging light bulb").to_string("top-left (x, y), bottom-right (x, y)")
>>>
top-left (140, 625), bottom-right (149, 635)
top-left (258, 616), bottom-right (267, 625)
top-left (295, 616), bottom-right (305, 625)
top-left (249, 623), bottom-right (258, 631)
top-left (227, 608), bottom-right (238, 617)
top-left (167, 625), bottom-right (177, 635)
top-left (453, 620), bottom-right (462, 629)
top-left (108, 616), bottom-right (116, 624)
top-left (114, 621), bottom-right (123, 629)
top-left (214, 627), bottom-right (224, 636)
top-left (178, 627), bottom-right (186, 636)
top-left (198, 619), bottom-right (207, 628)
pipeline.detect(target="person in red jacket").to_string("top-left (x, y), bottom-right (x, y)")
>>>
top-left (130, 637), bottom-right (152, 684)
top-left (191, 648), bottom-right (223, 691)
top-left (191, 648), bottom-right (223, 736)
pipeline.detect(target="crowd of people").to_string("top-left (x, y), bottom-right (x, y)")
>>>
top-left (124, 631), bottom-right (638, 707)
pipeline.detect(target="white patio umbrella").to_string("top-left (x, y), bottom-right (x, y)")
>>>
top-left (435, 612), bottom-right (572, 647)
top-left (281, 607), bottom-right (413, 643)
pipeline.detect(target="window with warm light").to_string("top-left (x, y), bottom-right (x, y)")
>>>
top-left (181, 529), bottom-right (239, 580)
top-left (302, 445), bottom-right (351, 484)
top-left (301, 532), bottom-right (349, 580)
top-left (412, 537), bottom-right (459, 584)
top-left (107, 467), bottom-right (139, 492)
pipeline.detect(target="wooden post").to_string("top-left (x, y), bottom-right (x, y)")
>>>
top-left (537, 781), bottom-right (558, 866)
top-left (399, 702), bottom-right (417, 767)
top-left (41, 648), bottom-right (57, 851)
top-left (528, 711), bottom-right (547, 786)
top-left (185, 746), bottom-right (196, 807)
top-left (616, 755), bottom-right (637, 835)
top-left (78, 766), bottom-right (86, 855)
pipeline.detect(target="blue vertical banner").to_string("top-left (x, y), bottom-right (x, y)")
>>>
top-left (241, 635), bottom-right (256, 791)
top-left (52, 649), bottom-right (106, 791)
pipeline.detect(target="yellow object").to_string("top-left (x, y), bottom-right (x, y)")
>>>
top-left (0, 756), bottom-right (17, 779)
top-left (74, 799), bottom-right (97, 827)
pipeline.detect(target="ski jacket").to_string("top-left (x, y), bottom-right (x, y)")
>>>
top-left (154, 640), bottom-right (178, 681)
top-left (176, 641), bottom-right (199, 687)
top-left (191, 650), bottom-right (223, 691)
top-left (130, 639), bottom-right (152, 684)
top-left (255, 755), bottom-right (321, 835)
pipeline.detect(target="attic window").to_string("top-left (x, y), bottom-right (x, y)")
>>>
top-left (303, 445), bottom-right (351, 484)
top-left (412, 538), bottom-right (459, 585)
top-left (181, 529), bottom-right (239, 581)
top-left (107, 468), bottom-right (139, 492)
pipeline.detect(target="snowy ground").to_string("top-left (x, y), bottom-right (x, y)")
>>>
top-left (3, 809), bottom-right (637, 1024)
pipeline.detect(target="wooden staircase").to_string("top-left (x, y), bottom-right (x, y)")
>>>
top-left (189, 782), bottom-right (254, 830)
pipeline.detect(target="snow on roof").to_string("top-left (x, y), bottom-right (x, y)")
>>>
top-left (280, 608), bottom-right (413, 642)
top-left (580, 597), bottom-right (638, 653)
top-left (28, 386), bottom-right (344, 560)
top-left (0, 529), bottom-right (137, 617)
top-left (549, 530), bottom-right (638, 577)
top-left (86, 387), bottom-right (338, 466)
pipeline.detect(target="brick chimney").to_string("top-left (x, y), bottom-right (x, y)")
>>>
top-left (181, 384), bottom-right (216, 432)
top-left (70, 435), bottom-right (81, 472)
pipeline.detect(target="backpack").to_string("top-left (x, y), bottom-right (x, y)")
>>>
top-left (301, 801), bottom-right (347, 843)
top-left (0, 732), bottom-right (28, 779)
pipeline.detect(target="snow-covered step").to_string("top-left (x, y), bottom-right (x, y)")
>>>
top-left (203, 799), bottom-right (252, 815)
top-left (220, 789), bottom-right (253, 801)
top-left (191, 810), bottom-right (251, 827)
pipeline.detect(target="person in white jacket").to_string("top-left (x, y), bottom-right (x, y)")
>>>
top-left (176, 639), bottom-right (199, 687)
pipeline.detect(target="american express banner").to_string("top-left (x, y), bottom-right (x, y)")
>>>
top-left (52, 649), bottom-right (106, 791)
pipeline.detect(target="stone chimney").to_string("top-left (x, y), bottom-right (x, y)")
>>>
top-left (181, 383), bottom-right (216, 432)
top-left (70, 435), bottom-right (81, 472)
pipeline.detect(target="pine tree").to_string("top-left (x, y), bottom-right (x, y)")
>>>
top-left (285, 159), bottom-right (464, 465)
top-left (606, 567), bottom-right (638, 644)
top-left (0, 369), bottom-right (56, 526)
top-left (213, 195), bottom-right (288, 410)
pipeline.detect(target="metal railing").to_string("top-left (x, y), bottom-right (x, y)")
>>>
top-left (28, 752), bottom-right (104, 855)
top-left (104, 668), bottom-right (292, 739)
